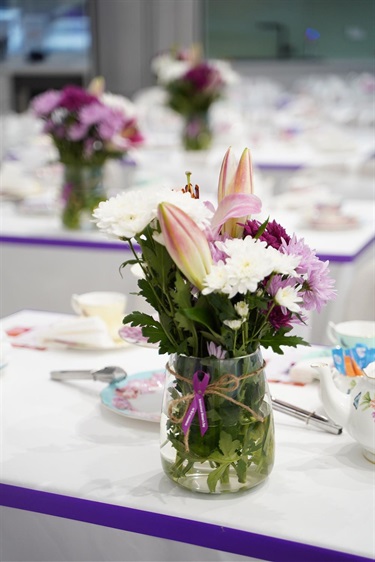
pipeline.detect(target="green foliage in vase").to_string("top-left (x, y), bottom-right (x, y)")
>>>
top-left (163, 353), bottom-right (274, 493)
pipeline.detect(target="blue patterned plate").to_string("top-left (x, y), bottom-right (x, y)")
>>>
top-left (100, 369), bottom-right (165, 422)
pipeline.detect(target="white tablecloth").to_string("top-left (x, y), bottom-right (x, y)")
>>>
top-left (1, 310), bottom-right (374, 562)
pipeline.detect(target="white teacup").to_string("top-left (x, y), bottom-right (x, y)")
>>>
top-left (327, 320), bottom-right (375, 349)
top-left (71, 291), bottom-right (127, 340)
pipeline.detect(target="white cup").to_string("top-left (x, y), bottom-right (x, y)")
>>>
top-left (71, 291), bottom-right (127, 339)
top-left (327, 320), bottom-right (375, 349)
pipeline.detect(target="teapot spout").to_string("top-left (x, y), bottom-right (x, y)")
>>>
top-left (313, 363), bottom-right (351, 428)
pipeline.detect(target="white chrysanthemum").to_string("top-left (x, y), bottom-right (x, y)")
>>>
top-left (93, 186), bottom-right (212, 240)
top-left (274, 286), bottom-right (303, 313)
top-left (202, 262), bottom-right (228, 294)
top-left (267, 246), bottom-right (301, 275)
top-left (152, 55), bottom-right (190, 84)
top-left (93, 187), bottom-right (161, 238)
top-left (223, 319), bottom-right (244, 330)
top-left (101, 92), bottom-right (136, 118)
top-left (203, 237), bottom-right (278, 298)
top-left (234, 301), bottom-right (249, 318)
top-left (211, 60), bottom-right (240, 85)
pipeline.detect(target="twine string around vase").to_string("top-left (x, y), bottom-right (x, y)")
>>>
top-left (166, 361), bottom-right (266, 452)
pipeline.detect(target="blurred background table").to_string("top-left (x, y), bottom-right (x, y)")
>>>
top-left (1, 193), bottom-right (373, 345)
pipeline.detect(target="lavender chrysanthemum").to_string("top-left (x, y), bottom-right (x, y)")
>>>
top-left (31, 90), bottom-right (61, 116)
top-left (207, 342), bottom-right (227, 359)
top-left (302, 259), bottom-right (336, 312)
top-left (281, 234), bottom-right (336, 312)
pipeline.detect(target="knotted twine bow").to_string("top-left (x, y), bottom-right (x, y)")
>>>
top-left (166, 361), bottom-right (266, 452)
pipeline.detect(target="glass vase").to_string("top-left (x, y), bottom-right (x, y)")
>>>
top-left (61, 164), bottom-right (107, 230)
top-left (182, 113), bottom-right (212, 151)
top-left (160, 349), bottom-right (275, 494)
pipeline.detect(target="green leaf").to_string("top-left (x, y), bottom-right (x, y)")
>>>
top-left (207, 463), bottom-right (231, 493)
top-left (122, 311), bottom-right (174, 354)
top-left (207, 293), bottom-right (236, 321)
top-left (182, 306), bottom-right (215, 331)
top-left (254, 217), bottom-right (270, 239)
top-left (261, 330), bottom-right (310, 354)
top-left (219, 431), bottom-right (241, 457)
top-left (173, 271), bottom-right (192, 308)
top-left (137, 278), bottom-right (160, 310)
top-left (234, 458), bottom-right (248, 483)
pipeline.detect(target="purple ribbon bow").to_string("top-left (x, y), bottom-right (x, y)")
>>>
top-left (182, 370), bottom-right (210, 435)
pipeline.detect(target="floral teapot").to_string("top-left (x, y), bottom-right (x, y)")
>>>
top-left (313, 362), bottom-right (375, 463)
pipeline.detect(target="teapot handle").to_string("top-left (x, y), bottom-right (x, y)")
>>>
top-left (326, 321), bottom-right (338, 345)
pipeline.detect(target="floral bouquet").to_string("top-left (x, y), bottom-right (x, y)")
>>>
top-left (93, 147), bottom-right (336, 493)
top-left (152, 45), bottom-right (238, 150)
top-left (151, 44), bottom-right (199, 85)
top-left (31, 78), bottom-right (144, 167)
top-left (30, 79), bottom-right (144, 229)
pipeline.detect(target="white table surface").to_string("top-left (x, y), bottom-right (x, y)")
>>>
top-left (1, 310), bottom-right (374, 562)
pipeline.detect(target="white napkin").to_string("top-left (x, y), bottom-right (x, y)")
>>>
top-left (38, 316), bottom-right (116, 349)
top-left (0, 161), bottom-right (42, 199)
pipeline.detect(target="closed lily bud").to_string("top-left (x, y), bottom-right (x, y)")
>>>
top-left (87, 76), bottom-right (106, 96)
top-left (218, 147), bottom-right (256, 237)
top-left (157, 202), bottom-right (212, 290)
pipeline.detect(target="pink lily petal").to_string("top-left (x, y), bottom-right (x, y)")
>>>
top-left (232, 148), bottom-right (253, 194)
top-left (217, 147), bottom-right (237, 202)
top-left (211, 193), bottom-right (262, 237)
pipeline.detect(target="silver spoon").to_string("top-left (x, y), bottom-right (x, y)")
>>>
top-left (50, 366), bottom-right (127, 384)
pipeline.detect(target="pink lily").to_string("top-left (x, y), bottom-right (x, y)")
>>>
top-left (211, 193), bottom-right (261, 237)
top-left (217, 147), bottom-right (256, 237)
top-left (157, 202), bottom-right (212, 290)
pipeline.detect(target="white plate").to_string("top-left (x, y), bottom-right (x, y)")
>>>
top-left (100, 369), bottom-right (165, 422)
top-left (118, 325), bottom-right (158, 349)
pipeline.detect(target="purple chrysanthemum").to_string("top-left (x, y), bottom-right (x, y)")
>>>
top-left (243, 219), bottom-right (291, 249)
top-left (268, 306), bottom-right (293, 331)
top-left (184, 63), bottom-right (223, 92)
top-left (59, 85), bottom-right (97, 112)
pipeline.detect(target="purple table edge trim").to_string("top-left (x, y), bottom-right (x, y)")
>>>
top-left (0, 235), bottom-right (126, 252)
top-left (1, 234), bottom-right (374, 263)
top-left (0, 484), bottom-right (371, 562)
top-left (255, 163), bottom-right (305, 172)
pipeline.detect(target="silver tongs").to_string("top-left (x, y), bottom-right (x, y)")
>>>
top-left (271, 397), bottom-right (342, 435)
top-left (50, 366), bottom-right (127, 384)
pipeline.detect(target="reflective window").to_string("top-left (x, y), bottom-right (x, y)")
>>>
top-left (203, 0), bottom-right (375, 60)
